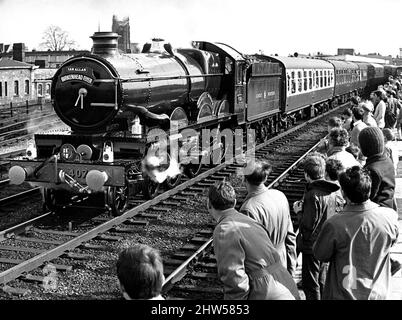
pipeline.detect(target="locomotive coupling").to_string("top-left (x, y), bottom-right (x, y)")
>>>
top-left (9, 165), bottom-right (34, 185)
top-left (86, 170), bottom-right (109, 192)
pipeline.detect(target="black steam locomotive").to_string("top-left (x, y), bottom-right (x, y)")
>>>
top-left (8, 32), bottom-right (389, 215)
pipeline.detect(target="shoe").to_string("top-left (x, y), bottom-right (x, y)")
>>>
top-left (391, 259), bottom-right (402, 276)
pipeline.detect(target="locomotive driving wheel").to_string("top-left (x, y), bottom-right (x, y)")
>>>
top-left (106, 182), bottom-right (129, 216)
top-left (142, 175), bottom-right (160, 199)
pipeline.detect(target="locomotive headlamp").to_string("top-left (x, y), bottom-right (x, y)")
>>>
top-left (86, 170), bottom-right (109, 192)
top-left (9, 165), bottom-right (34, 185)
top-left (60, 144), bottom-right (77, 161)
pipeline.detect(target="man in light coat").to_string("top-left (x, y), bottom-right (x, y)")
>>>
top-left (209, 181), bottom-right (299, 300)
top-left (372, 90), bottom-right (386, 129)
top-left (240, 160), bottom-right (297, 276)
top-left (313, 166), bottom-right (399, 299)
top-left (350, 106), bottom-right (367, 149)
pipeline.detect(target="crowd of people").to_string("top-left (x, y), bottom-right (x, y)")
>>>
top-left (113, 78), bottom-right (402, 300)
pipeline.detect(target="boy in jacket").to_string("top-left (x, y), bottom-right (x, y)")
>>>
top-left (296, 154), bottom-right (344, 299)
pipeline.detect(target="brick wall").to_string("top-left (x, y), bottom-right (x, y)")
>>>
top-left (0, 68), bottom-right (34, 104)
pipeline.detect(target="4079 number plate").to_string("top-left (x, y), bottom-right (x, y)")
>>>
top-left (63, 168), bottom-right (89, 179)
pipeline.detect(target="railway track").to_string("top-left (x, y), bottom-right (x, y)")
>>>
top-left (0, 104), bottom-right (347, 298)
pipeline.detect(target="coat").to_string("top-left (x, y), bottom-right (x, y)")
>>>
top-left (350, 120), bottom-right (367, 148)
top-left (363, 113), bottom-right (378, 127)
top-left (240, 186), bottom-right (297, 276)
top-left (297, 179), bottom-right (344, 253)
top-left (213, 209), bottom-right (300, 300)
top-left (373, 100), bottom-right (386, 128)
top-left (313, 200), bottom-right (399, 300)
top-left (364, 154), bottom-right (396, 209)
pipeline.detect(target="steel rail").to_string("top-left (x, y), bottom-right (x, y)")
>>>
top-left (0, 187), bottom-right (41, 207)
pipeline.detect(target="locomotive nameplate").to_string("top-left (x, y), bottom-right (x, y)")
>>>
top-left (10, 160), bottom-right (126, 187)
top-left (60, 66), bottom-right (95, 84)
top-left (60, 74), bottom-right (94, 84)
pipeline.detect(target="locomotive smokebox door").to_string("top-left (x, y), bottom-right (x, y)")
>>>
top-left (52, 56), bottom-right (121, 133)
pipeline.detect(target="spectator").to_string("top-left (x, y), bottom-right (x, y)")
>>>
top-left (294, 154), bottom-right (344, 300)
top-left (360, 102), bottom-right (377, 127)
top-left (325, 158), bottom-right (345, 185)
top-left (327, 128), bottom-right (360, 169)
top-left (359, 126), bottom-right (402, 276)
top-left (350, 106), bottom-right (367, 148)
top-left (313, 166), bottom-right (399, 299)
top-left (316, 117), bottom-right (343, 154)
top-left (325, 158), bottom-right (346, 205)
top-left (346, 144), bottom-right (365, 166)
top-left (341, 108), bottom-right (353, 132)
top-left (372, 90), bottom-right (387, 128)
top-left (240, 160), bottom-right (297, 276)
top-left (383, 128), bottom-right (398, 174)
top-left (116, 244), bottom-right (165, 300)
top-left (359, 126), bottom-right (396, 209)
top-left (208, 181), bottom-right (300, 300)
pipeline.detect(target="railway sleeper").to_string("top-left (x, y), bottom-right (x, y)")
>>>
top-left (0, 257), bottom-right (72, 272)
top-left (191, 271), bottom-right (217, 280)
top-left (95, 234), bottom-right (122, 242)
top-left (174, 284), bottom-right (223, 294)
top-left (194, 262), bottom-right (217, 269)
top-left (2, 285), bottom-right (31, 297)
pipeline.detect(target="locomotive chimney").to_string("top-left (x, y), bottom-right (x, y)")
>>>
top-left (90, 32), bottom-right (120, 55)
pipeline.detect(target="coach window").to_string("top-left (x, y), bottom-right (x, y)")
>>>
top-left (24, 80), bottom-right (30, 95)
top-left (303, 71), bottom-right (308, 91)
top-left (298, 71), bottom-right (302, 92)
top-left (291, 71), bottom-right (296, 94)
top-left (324, 70), bottom-right (327, 87)
top-left (287, 73), bottom-right (290, 93)
top-left (14, 80), bottom-right (19, 96)
top-left (309, 70), bottom-right (312, 89)
top-left (4, 82), bottom-right (7, 96)
top-left (38, 83), bottom-right (43, 97)
top-left (320, 70), bottom-right (323, 88)
top-left (0, 82), bottom-right (2, 97)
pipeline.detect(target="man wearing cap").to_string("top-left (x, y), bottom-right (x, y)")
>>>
top-left (358, 126), bottom-right (402, 276)
top-left (350, 106), bottom-right (367, 148)
top-left (360, 102), bottom-right (377, 127)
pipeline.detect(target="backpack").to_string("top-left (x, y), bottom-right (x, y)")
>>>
top-left (385, 102), bottom-right (397, 128)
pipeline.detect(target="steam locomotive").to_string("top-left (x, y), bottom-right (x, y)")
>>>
top-left (8, 32), bottom-right (390, 215)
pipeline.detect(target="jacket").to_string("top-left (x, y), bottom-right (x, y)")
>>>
top-left (350, 120), bottom-right (367, 148)
top-left (240, 186), bottom-right (297, 276)
top-left (373, 100), bottom-right (386, 128)
top-left (327, 146), bottom-right (361, 169)
top-left (313, 200), bottom-right (399, 300)
top-left (213, 209), bottom-right (300, 300)
top-left (297, 179), bottom-right (344, 253)
top-left (364, 154), bottom-right (396, 209)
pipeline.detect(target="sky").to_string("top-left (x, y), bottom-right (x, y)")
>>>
top-left (0, 0), bottom-right (401, 57)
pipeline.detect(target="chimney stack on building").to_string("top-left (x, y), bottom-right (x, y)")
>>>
top-left (13, 43), bottom-right (25, 62)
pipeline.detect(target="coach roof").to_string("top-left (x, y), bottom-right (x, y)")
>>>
top-left (267, 56), bottom-right (334, 70)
